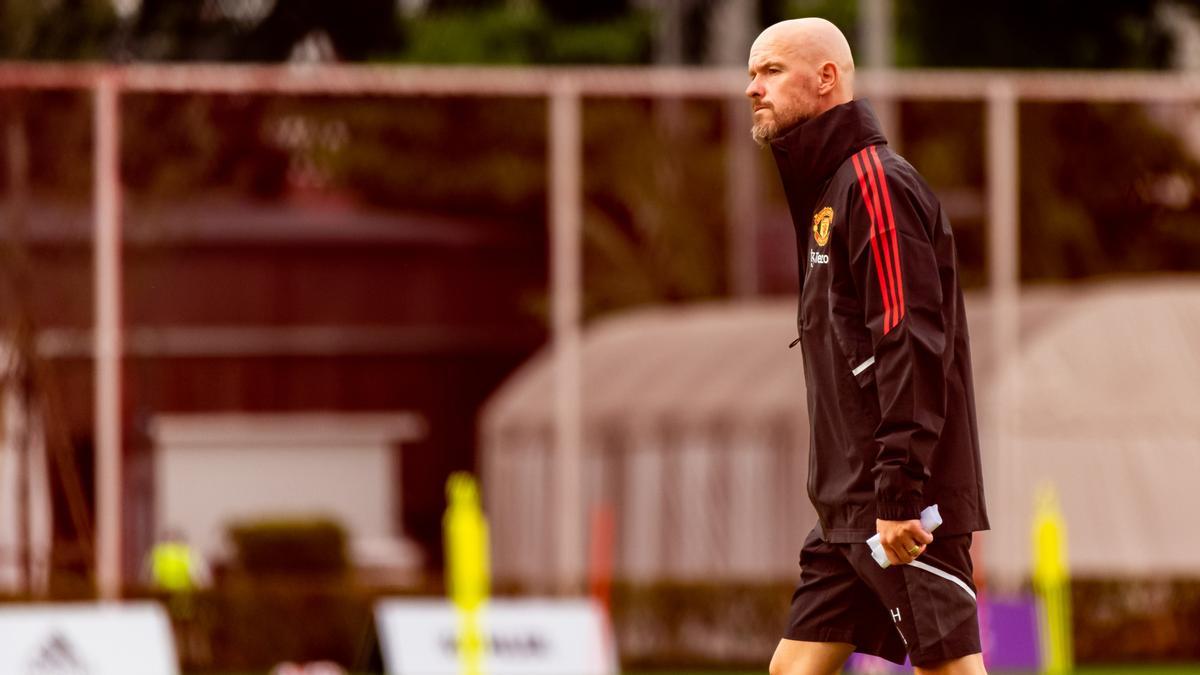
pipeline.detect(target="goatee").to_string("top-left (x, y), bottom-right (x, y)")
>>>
top-left (751, 121), bottom-right (777, 148)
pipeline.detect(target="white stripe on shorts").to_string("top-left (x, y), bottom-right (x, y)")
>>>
top-left (909, 559), bottom-right (977, 602)
top-left (851, 356), bottom-right (875, 376)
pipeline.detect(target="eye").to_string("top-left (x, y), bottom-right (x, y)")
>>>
top-left (768, 67), bottom-right (782, 74)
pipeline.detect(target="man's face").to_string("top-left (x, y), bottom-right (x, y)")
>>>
top-left (745, 36), bottom-right (820, 147)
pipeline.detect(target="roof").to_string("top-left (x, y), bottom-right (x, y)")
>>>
top-left (481, 299), bottom-right (809, 435)
top-left (996, 277), bottom-right (1200, 440)
top-left (484, 277), bottom-right (1200, 440)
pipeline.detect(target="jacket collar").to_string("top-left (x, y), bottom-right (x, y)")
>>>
top-left (770, 99), bottom-right (888, 224)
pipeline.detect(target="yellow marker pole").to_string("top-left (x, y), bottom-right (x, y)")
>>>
top-left (444, 472), bottom-right (490, 675)
top-left (1031, 483), bottom-right (1073, 674)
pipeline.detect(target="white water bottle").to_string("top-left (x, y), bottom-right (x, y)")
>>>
top-left (867, 504), bottom-right (942, 568)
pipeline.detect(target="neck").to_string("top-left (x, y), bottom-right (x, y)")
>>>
top-left (768, 98), bottom-right (887, 219)
top-left (813, 92), bottom-right (852, 119)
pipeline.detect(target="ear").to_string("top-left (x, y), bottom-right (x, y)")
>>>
top-left (816, 61), bottom-right (839, 96)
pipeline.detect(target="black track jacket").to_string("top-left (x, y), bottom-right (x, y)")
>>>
top-left (770, 99), bottom-right (989, 542)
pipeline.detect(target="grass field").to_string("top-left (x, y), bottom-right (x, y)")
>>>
top-left (202, 666), bottom-right (1187, 675)
top-left (623, 669), bottom-right (1200, 675)
top-left (1068, 669), bottom-right (1200, 675)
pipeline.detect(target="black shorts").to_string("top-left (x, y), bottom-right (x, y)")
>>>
top-left (784, 526), bottom-right (981, 667)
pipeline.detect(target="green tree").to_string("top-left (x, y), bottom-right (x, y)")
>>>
top-left (895, 1), bottom-right (1173, 69)
top-left (0, 0), bottom-right (117, 60)
top-left (121, 0), bottom-right (399, 61)
top-left (895, 0), bottom-right (1200, 280)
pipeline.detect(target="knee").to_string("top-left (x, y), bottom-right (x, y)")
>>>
top-left (913, 651), bottom-right (987, 675)
top-left (768, 652), bottom-right (802, 675)
top-left (769, 639), bottom-right (853, 675)
top-left (769, 658), bottom-right (832, 675)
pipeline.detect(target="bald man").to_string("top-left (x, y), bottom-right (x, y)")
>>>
top-left (746, 18), bottom-right (990, 675)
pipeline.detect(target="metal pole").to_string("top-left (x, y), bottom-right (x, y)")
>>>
top-left (93, 75), bottom-right (123, 601)
top-left (6, 106), bottom-right (32, 595)
top-left (860, 0), bottom-right (900, 145)
top-left (654, 0), bottom-right (685, 67)
top-left (986, 78), bottom-right (1019, 587)
top-left (726, 99), bottom-right (758, 297)
top-left (16, 386), bottom-right (31, 596)
top-left (548, 79), bottom-right (584, 595)
top-left (715, 0), bottom-right (759, 297)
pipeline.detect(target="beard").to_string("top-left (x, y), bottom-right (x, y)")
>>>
top-left (751, 118), bottom-right (778, 148)
top-left (750, 104), bottom-right (812, 148)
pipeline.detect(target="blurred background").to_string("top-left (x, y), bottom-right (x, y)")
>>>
top-left (2, 0), bottom-right (1200, 673)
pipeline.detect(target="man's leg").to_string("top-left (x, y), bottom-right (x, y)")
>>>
top-left (914, 652), bottom-right (987, 675)
top-left (768, 639), bottom-right (855, 675)
top-left (780, 528), bottom-right (909, 672)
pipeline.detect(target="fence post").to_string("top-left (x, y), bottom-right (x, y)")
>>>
top-left (94, 73), bottom-right (123, 601)
top-left (986, 78), bottom-right (1020, 587)
top-left (549, 78), bottom-right (584, 595)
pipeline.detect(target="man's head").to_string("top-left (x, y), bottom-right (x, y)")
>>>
top-left (745, 18), bottom-right (855, 147)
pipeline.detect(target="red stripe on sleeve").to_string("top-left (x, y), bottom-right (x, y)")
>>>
top-left (851, 150), bottom-right (893, 333)
top-left (869, 145), bottom-right (905, 323)
top-left (861, 148), bottom-right (901, 333)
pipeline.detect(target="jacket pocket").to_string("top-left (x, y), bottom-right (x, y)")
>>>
top-left (850, 355), bottom-right (875, 384)
top-left (828, 293), bottom-right (874, 388)
top-left (837, 334), bottom-right (876, 389)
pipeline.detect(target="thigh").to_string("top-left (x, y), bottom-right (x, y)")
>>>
top-left (769, 639), bottom-right (854, 675)
top-left (847, 533), bottom-right (983, 668)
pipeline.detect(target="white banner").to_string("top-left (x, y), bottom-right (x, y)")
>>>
top-left (375, 599), bottom-right (616, 675)
top-left (0, 602), bottom-right (178, 675)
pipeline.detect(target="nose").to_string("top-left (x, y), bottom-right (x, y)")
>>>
top-left (745, 77), bottom-right (761, 100)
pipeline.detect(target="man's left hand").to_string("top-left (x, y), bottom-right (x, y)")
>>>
top-left (876, 518), bottom-right (933, 566)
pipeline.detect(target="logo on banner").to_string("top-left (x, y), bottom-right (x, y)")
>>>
top-left (439, 632), bottom-right (549, 658)
top-left (0, 603), bottom-right (176, 675)
top-left (376, 599), bottom-right (615, 675)
top-left (27, 631), bottom-right (90, 675)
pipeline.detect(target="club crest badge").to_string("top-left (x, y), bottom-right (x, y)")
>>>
top-left (812, 207), bottom-right (833, 247)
